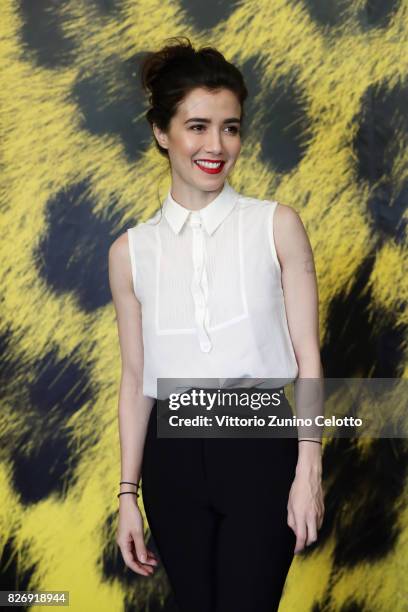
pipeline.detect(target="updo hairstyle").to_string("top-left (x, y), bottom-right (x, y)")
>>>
top-left (139, 36), bottom-right (248, 158)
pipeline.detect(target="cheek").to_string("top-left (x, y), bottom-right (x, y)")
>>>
top-left (228, 139), bottom-right (241, 157)
top-left (183, 139), bottom-right (199, 157)
top-left (173, 133), bottom-right (197, 157)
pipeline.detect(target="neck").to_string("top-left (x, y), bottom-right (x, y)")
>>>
top-left (169, 174), bottom-right (226, 211)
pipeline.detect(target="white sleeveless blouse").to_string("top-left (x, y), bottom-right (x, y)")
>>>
top-left (127, 180), bottom-right (299, 399)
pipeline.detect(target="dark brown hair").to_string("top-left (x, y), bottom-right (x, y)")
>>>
top-left (139, 36), bottom-right (248, 159)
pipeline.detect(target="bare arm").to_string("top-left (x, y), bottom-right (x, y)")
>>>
top-left (274, 203), bottom-right (322, 379)
top-left (109, 232), bottom-right (155, 485)
top-left (108, 231), bottom-right (157, 575)
top-left (274, 203), bottom-right (325, 552)
top-left (274, 203), bottom-right (324, 452)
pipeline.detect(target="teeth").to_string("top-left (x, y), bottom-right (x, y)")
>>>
top-left (195, 160), bottom-right (223, 168)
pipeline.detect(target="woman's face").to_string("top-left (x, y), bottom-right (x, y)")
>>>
top-left (153, 87), bottom-right (242, 192)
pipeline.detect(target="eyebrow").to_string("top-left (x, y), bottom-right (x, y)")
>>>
top-left (184, 117), bottom-right (241, 125)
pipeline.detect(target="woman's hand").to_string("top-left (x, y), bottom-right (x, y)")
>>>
top-left (287, 454), bottom-right (325, 554)
top-left (116, 496), bottom-right (160, 576)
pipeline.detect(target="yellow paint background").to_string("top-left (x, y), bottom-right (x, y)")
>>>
top-left (1, 1), bottom-right (407, 610)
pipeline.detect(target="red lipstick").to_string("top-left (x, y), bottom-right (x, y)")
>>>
top-left (194, 159), bottom-right (225, 175)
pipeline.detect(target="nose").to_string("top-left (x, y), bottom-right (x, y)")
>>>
top-left (204, 128), bottom-right (223, 154)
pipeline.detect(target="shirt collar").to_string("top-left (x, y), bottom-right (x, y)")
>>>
top-left (162, 179), bottom-right (239, 236)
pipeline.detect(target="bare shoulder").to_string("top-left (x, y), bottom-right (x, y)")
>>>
top-left (274, 201), bottom-right (302, 228)
top-left (273, 201), bottom-right (313, 264)
top-left (108, 231), bottom-right (133, 291)
top-left (109, 231), bottom-right (130, 264)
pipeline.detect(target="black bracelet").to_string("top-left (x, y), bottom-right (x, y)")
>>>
top-left (119, 481), bottom-right (139, 487)
top-left (298, 439), bottom-right (323, 445)
top-left (117, 491), bottom-right (140, 498)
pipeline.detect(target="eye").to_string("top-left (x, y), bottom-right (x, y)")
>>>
top-left (225, 126), bottom-right (240, 135)
top-left (189, 124), bottom-right (240, 134)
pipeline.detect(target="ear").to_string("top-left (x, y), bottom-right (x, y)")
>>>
top-left (152, 123), bottom-right (169, 150)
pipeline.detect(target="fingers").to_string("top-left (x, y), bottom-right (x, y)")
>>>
top-left (287, 507), bottom-right (296, 532)
top-left (133, 529), bottom-right (150, 564)
top-left (121, 539), bottom-right (153, 576)
top-left (291, 514), bottom-right (322, 554)
top-left (305, 517), bottom-right (317, 546)
top-left (317, 510), bottom-right (324, 529)
top-left (133, 532), bottom-right (160, 568)
top-left (287, 508), bottom-right (305, 555)
top-left (118, 532), bottom-right (160, 576)
top-left (319, 498), bottom-right (325, 529)
top-left (315, 492), bottom-right (325, 530)
top-left (145, 549), bottom-right (160, 567)
top-left (288, 507), bottom-right (320, 554)
top-left (294, 523), bottom-right (307, 554)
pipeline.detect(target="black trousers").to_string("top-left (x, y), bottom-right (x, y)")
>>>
top-left (141, 389), bottom-right (298, 612)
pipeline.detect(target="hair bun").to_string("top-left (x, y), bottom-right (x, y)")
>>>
top-left (140, 36), bottom-right (194, 95)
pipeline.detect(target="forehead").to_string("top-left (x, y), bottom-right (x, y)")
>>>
top-left (176, 87), bottom-right (241, 118)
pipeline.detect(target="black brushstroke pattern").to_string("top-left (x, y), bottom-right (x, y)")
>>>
top-left (359, 0), bottom-right (401, 29)
top-left (295, 0), bottom-right (352, 28)
top-left (18, 0), bottom-right (76, 68)
top-left (322, 438), bottom-right (408, 566)
top-left (0, 536), bottom-right (37, 607)
top-left (259, 74), bottom-right (311, 172)
top-left (312, 595), bottom-right (368, 611)
top-left (239, 54), bottom-right (265, 141)
top-left (321, 253), bottom-right (406, 378)
top-left (353, 82), bottom-right (408, 244)
top-left (180, 0), bottom-right (240, 30)
top-left (88, 0), bottom-right (124, 16)
top-left (12, 347), bottom-right (97, 504)
top-left (36, 180), bottom-right (125, 312)
top-left (72, 53), bottom-right (152, 163)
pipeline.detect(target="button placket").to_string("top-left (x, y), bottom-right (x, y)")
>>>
top-left (189, 212), bottom-right (212, 352)
top-left (201, 254), bottom-right (210, 331)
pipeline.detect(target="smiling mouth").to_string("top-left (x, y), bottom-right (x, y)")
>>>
top-left (194, 159), bottom-right (226, 174)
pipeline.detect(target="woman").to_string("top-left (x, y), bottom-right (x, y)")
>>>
top-left (109, 37), bottom-right (325, 612)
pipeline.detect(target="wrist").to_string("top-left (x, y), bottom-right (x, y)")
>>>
top-left (296, 442), bottom-right (322, 474)
top-left (297, 440), bottom-right (322, 456)
top-left (118, 480), bottom-right (140, 502)
top-left (296, 454), bottom-right (322, 477)
top-left (118, 492), bottom-right (140, 506)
